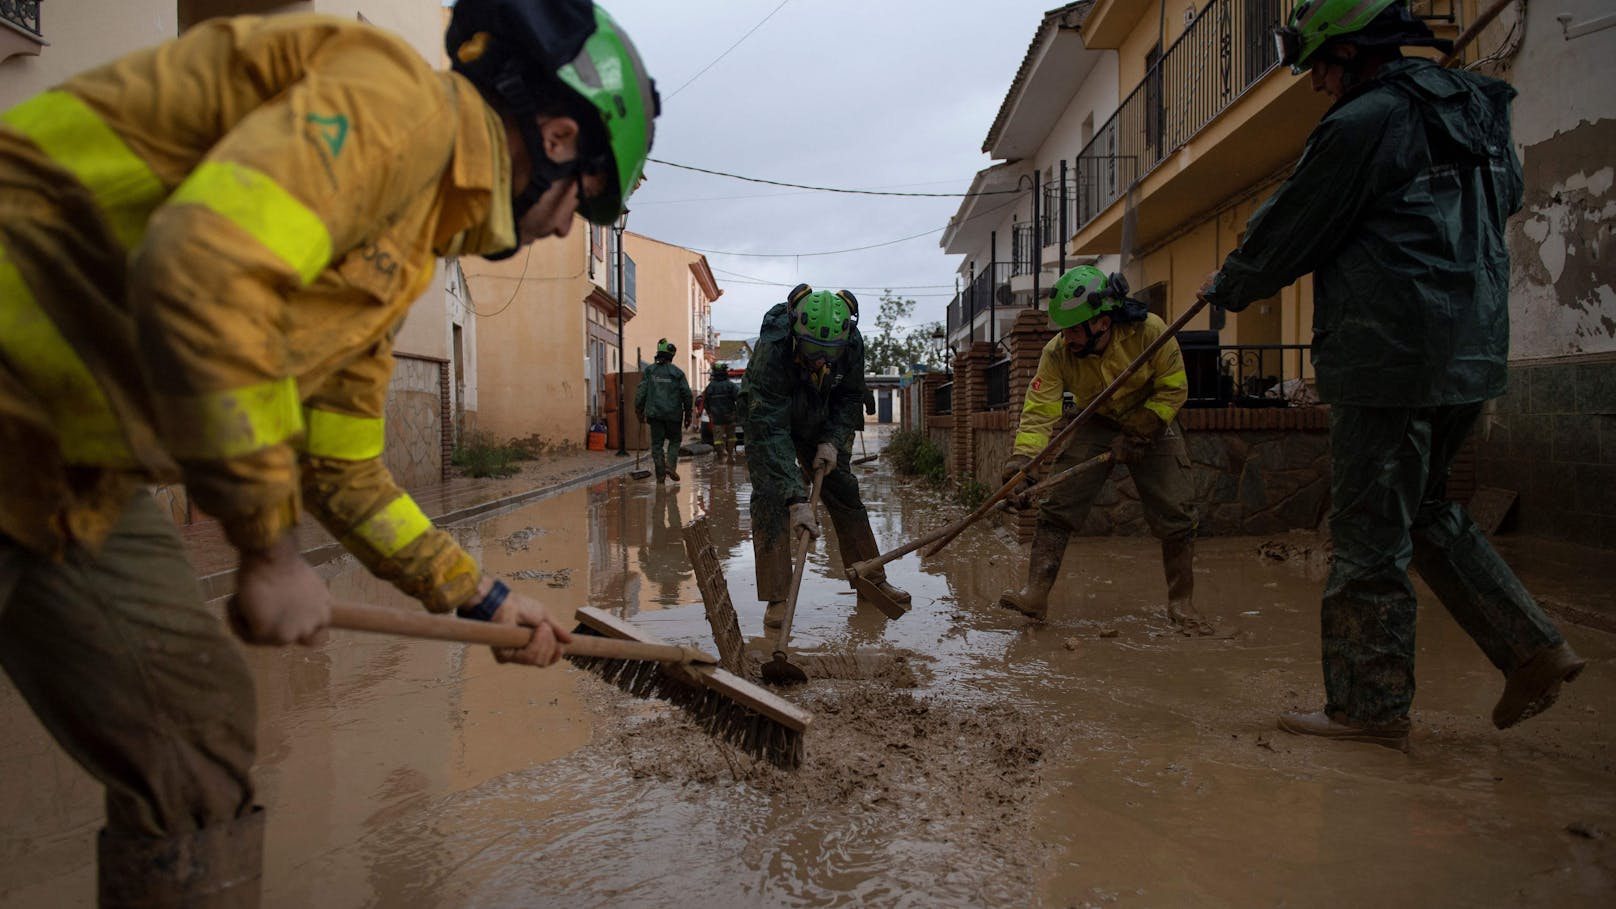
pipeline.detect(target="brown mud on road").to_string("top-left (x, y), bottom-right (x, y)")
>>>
top-left (2, 433), bottom-right (1614, 907)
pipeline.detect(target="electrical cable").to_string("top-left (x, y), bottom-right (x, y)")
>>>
top-left (648, 158), bottom-right (1021, 198)
top-left (676, 194), bottom-right (1021, 259)
top-left (463, 248), bottom-right (587, 319)
top-left (664, 0), bottom-right (792, 101)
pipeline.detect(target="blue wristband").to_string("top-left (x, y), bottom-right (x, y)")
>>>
top-left (456, 579), bottom-right (510, 622)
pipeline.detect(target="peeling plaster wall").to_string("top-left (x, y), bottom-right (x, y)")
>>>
top-left (1504, 0), bottom-right (1616, 360)
top-left (1479, 0), bottom-right (1616, 549)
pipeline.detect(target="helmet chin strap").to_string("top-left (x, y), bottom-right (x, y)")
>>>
top-left (482, 64), bottom-right (585, 261)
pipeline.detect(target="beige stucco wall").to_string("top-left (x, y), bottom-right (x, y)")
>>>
top-left (467, 227), bottom-right (591, 448)
top-left (623, 234), bottom-right (703, 381)
top-left (0, 1), bottom-right (178, 99)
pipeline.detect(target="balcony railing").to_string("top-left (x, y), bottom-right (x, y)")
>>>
top-left (2, 1), bottom-right (41, 36)
top-left (1072, 0), bottom-right (1283, 237)
top-left (1179, 337), bottom-right (1314, 408)
top-left (1010, 222), bottom-right (1042, 277)
top-left (934, 381), bottom-right (953, 416)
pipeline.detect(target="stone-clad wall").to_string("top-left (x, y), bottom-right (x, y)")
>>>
top-left (1476, 356), bottom-right (1616, 549)
top-left (385, 355), bottom-right (446, 489)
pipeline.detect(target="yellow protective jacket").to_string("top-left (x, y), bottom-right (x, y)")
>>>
top-left (0, 14), bottom-right (515, 611)
top-left (1013, 315), bottom-right (1188, 457)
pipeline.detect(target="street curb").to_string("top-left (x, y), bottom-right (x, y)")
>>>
top-left (196, 458), bottom-right (637, 601)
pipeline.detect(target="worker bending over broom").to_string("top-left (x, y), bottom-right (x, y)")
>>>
top-left (742, 285), bottom-right (911, 634)
top-left (999, 266), bottom-right (1215, 636)
top-left (0, 0), bottom-right (656, 902)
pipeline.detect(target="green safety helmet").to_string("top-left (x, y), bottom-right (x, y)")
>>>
top-left (656, 338), bottom-right (676, 358)
top-left (1272, 0), bottom-right (1448, 75)
top-left (1047, 265), bottom-right (1128, 329)
top-left (448, 0), bottom-right (660, 231)
top-left (712, 361), bottom-right (729, 376)
top-left (790, 289), bottom-right (854, 361)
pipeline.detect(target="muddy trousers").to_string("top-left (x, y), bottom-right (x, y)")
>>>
top-left (751, 454), bottom-right (889, 602)
top-left (1039, 420), bottom-right (1198, 541)
top-left (1324, 404), bottom-right (1564, 725)
top-left (647, 418), bottom-right (682, 478)
top-left (0, 490), bottom-right (261, 905)
top-left (710, 422), bottom-right (735, 457)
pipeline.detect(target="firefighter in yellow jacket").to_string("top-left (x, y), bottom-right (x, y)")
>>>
top-left (998, 266), bottom-right (1213, 635)
top-left (0, 0), bottom-right (657, 902)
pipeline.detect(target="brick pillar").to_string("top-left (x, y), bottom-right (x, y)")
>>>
top-left (955, 342), bottom-right (996, 486)
top-left (920, 372), bottom-right (946, 433)
top-left (1004, 310), bottom-right (1056, 541)
top-left (439, 361), bottom-right (453, 482)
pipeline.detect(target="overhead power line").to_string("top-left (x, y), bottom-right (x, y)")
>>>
top-left (648, 158), bottom-right (1021, 198)
top-left (665, 0), bottom-right (792, 101)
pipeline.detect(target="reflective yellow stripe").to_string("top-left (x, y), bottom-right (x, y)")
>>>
top-left (351, 494), bottom-right (432, 557)
top-left (161, 377), bottom-right (303, 460)
top-left (1023, 400), bottom-right (1063, 417)
top-left (0, 248), bottom-right (135, 465)
top-left (301, 409), bottom-right (384, 461)
top-left (1014, 430), bottom-right (1050, 451)
top-left (1155, 369), bottom-right (1187, 389)
top-left (1144, 400), bottom-right (1178, 423)
top-left (1, 91), bottom-right (164, 249)
top-left (168, 161), bottom-right (331, 285)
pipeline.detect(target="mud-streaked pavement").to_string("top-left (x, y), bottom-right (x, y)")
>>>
top-left (2, 435), bottom-right (1612, 907)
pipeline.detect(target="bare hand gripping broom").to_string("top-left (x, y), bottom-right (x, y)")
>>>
top-left (330, 601), bottom-right (811, 769)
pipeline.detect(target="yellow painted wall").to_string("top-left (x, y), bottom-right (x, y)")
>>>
top-left (467, 227), bottom-right (592, 447)
top-left (624, 234), bottom-right (706, 382)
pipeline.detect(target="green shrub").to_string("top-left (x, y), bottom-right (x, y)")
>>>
top-left (955, 478), bottom-right (990, 509)
top-left (452, 430), bottom-right (522, 478)
top-left (887, 429), bottom-right (948, 487)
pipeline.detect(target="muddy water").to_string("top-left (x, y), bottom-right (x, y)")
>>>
top-left (1, 437), bottom-right (1613, 907)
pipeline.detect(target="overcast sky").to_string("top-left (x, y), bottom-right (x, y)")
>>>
top-left (601, 0), bottom-right (1059, 342)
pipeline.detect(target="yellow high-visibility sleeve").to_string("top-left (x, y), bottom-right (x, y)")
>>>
top-left (1014, 342), bottom-right (1067, 458)
top-left (299, 342), bottom-right (479, 612)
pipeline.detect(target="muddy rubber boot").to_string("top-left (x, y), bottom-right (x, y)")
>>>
top-left (667, 468), bottom-right (681, 483)
top-left (1493, 642), bottom-right (1586, 730)
top-left (1162, 538), bottom-right (1214, 636)
top-left (997, 522), bottom-right (1070, 621)
top-left (838, 517), bottom-right (912, 606)
top-left (99, 807), bottom-right (265, 909)
top-left (1278, 710), bottom-right (1410, 752)
top-left (763, 600), bottom-right (788, 633)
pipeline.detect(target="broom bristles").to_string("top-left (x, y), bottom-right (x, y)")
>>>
top-left (568, 627), bottom-right (806, 769)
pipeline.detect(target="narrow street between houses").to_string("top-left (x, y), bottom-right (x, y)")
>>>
top-left (2, 433), bottom-right (1612, 908)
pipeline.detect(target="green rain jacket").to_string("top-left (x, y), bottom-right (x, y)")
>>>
top-left (742, 302), bottom-right (867, 502)
top-left (703, 376), bottom-right (740, 423)
top-left (1204, 58), bottom-right (1524, 407)
top-left (635, 359), bottom-right (692, 422)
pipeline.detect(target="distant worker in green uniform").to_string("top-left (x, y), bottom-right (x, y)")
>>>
top-left (1200, 0), bottom-right (1583, 750)
top-left (634, 338), bottom-right (692, 485)
top-left (697, 361), bottom-right (740, 460)
top-left (999, 266), bottom-right (1213, 635)
top-left (743, 285), bottom-right (910, 631)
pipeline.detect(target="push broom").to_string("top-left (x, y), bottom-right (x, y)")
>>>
top-left (330, 602), bottom-right (811, 768)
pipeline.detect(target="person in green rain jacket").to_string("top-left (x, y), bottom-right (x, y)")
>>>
top-left (635, 338), bottom-right (692, 484)
top-left (1201, 0), bottom-right (1583, 750)
top-left (698, 361), bottom-right (740, 460)
top-left (742, 285), bottom-right (909, 633)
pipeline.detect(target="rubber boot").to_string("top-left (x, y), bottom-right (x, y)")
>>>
top-left (755, 531), bottom-right (793, 634)
top-left (1277, 710), bottom-right (1410, 752)
top-left (763, 600), bottom-right (788, 633)
top-left (837, 516), bottom-right (911, 605)
top-left (998, 521), bottom-right (1070, 621)
top-left (99, 807), bottom-right (265, 909)
top-left (1162, 538), bottom-right (1214, 636)
top-left (1493, 641), bottom-right (1586, 729)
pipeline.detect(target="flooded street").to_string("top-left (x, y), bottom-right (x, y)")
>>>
top-left (3, 435), bottom-right (1614, 907)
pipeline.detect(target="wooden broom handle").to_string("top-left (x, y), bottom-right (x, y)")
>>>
top-left (329, 602), bottom-right (716, 664)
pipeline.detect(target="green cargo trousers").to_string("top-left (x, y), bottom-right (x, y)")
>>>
top-left (1039, 420), bottom-right (1197, 542)
top-left (750, 446), bottom-right (888, 602)
top-left (648, 417), bottom-right (682, 479)
top-left (1324, 403), bottom-right (1563, 724)
top-left (0, 490), bottom-right (257, 838)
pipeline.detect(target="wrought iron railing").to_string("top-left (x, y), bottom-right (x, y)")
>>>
top-left (1011, 222), bottom-right (1040, 277)
top-left (985, 357), bottom-right (1012, 411)
top-left (1072, 0), bottom-right (1284, 237)
top-left (1181, 341), bottom-right (1315, 408)
top-left (934, 381), bottom-right (953, 415)
top-left (1, 1), bottom-right (41, 37)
